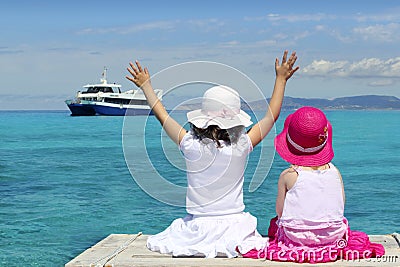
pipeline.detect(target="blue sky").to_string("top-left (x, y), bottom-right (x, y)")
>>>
top-left (1, 0), bottom-right (400, 109)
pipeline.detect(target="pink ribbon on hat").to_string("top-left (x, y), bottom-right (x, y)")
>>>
top-left (206, 108), bottom-right (239, 120)
top-left (287, 128), bottom-right (329, 153)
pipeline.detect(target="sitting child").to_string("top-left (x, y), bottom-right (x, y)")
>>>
top-left (240, 106), bottom-right (385, 263)
top-left (126, 51), bottom-right (299, 257)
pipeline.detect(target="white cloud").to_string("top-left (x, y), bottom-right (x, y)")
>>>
top-left (271, 13), bottom-right (335, 22)
top-left (302, 60), bottom-right (348, 77)
top-left (188, 18), bottom-right (225, 27)
top-left (355, 12), bottom-right (400, 23)
top-left (187, 18), bottom-right (227, 33)
top-left (244, 13), bottom-right (336, 23)
top-left (368, 79), bottom-right (394, 87)
top-left (76, 18), bottom-right (229, 36)
top-left (348, 58), bottom-right (384, 76)
top-left (219, 41), bottom-right (240, 48)
top-left (302, 57), bottom-right (400, 80)
top-left (353, 23), bottom-right (400, 42)
top-left (77, 21), bottom-right (177, 35)
top-left (273, 33), bottom-right (288, 40)
top-left (255, 39), bottom-right (277, 46)
top-left (0, 47), bottom-right (24, 54)
top-left (245, 12), bottom-right (400, 44)
top-left (294, 30), bottom-right (311, 40)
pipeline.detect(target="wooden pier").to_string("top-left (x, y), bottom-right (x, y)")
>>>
top-left (66, 232), bottom-right (400, 266)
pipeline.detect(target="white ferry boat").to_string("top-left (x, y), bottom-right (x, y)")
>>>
top-left (65, 68), bottom-right (161, 116)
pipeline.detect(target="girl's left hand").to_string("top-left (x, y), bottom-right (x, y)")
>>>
top-left (275, 50), bottom-right (299, 81)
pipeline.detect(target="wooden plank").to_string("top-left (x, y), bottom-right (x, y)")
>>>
top-left (66, 233), bottom-right (400, 267)
top-left (391, 233), bottom-right (400, 246)
top-left (369, 234), bottom-right (399, 249)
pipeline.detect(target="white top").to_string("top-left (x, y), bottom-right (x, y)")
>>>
top-left (180, 130), bottom-right (252, 215)
top-left (279, 163), bottom-right (345, 229)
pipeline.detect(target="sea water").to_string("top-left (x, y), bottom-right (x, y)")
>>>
top-left (0, 110), bottom-right (399, 266)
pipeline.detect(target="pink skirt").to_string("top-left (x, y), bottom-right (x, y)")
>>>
top-left (242, 217), bottom-right (385, 263)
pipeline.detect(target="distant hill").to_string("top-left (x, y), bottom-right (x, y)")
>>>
top-left (175, 95), bottom-right (400, 111)
top-left (246, 95), bottom-right (400, 110)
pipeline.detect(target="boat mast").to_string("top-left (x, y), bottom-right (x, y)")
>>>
top-left (101, 66), bottom-right (108, 84)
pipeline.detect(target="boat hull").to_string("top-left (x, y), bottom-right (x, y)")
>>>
top-left (93, 105), bottom-right (153, 116)
top-left (67, 103), bottom-right (96, 116)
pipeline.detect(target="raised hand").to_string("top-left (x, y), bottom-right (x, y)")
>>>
top-left (126, 60), bottom-right (151, 89)
top-left (248, 50), bottom-right (299, 147)
top-left (125, 58), bottom-right (186, 144)
top-left (275, 50), bottom-right (299, 81)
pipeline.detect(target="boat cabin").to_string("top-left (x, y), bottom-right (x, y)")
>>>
top-left (82, 86), bottom-right (115, 94)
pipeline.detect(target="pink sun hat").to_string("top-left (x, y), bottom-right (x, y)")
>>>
top-left (274, 106), bottom-right (334, 166)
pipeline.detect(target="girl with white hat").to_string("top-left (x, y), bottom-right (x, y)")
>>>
top-left (126, 51), bottom-right (299, 258)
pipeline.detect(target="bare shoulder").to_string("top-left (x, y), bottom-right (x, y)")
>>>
top-left (330, 163), bottom-right (343, 176)
top-left (279, 166), bottom-right (298, 190)
top-left (280, 166), bottom-right (298, 178)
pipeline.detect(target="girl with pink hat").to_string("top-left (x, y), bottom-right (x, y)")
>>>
top-left (241, 107), bottom-right (385, 263)
top-left (126, 51), bottom-right (298, 258)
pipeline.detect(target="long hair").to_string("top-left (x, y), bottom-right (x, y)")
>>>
top-left (190, 123), bottom-right (244, 147)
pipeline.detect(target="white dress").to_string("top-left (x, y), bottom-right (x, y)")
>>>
top-left (146, 131), bottom-right (266, 258)
top-left (278, 164), bottom-right (347, 246)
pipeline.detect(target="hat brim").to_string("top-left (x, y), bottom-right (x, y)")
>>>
top-left (187, 109), bottom-right (253, 129)
top-left (274, 114), bottom-right (334, 166)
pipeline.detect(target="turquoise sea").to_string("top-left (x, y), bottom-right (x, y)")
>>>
top-left (0, 110), bottom-right (399, 266)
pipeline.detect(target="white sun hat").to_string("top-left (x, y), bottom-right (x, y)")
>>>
top-left (186, 85), bottom-right (253, 129)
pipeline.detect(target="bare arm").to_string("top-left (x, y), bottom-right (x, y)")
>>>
top-left (276, 173), bottom-right (287, 218)
top-left (126, 60), bottom-right (187, 145)
top-left (337, 169), bottom-right (346, 204)
top-left (276, 167), bottom-right (298, 218)
top-left (248, 51), bottom-right (299, 147)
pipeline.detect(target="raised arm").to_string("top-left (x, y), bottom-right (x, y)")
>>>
top-left (248, 51), bottom-right (299, 147)
top-left (126, 60), bottom-right (187, 145)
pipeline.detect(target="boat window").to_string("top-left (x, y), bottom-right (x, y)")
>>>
top-left (82, 97), bottom-right (95, 101)
top-left (129, 100), bottom-right (148, 105)
top-left (99, 87), bottom-right (114, 93)
top-left (82, 87), bottom-right (114, 93)
top-left (103, 98), bottom-right (148, 105)
top-left (85, 87), bottom-right (100, 93)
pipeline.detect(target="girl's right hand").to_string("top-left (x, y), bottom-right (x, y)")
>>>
top-left (126, 60), bottom-right (151, 89)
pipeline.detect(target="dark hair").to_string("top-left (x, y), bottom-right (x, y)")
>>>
top-left (190, 123), bottom-right (244, 147)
